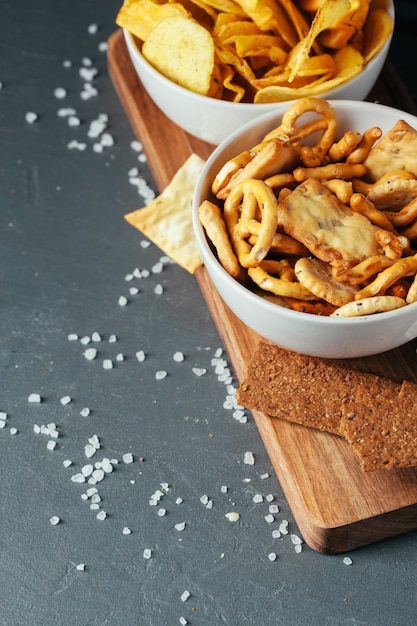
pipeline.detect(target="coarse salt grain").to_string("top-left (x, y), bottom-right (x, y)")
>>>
top-left (129, 287), bottom-right (139, 295)
top-left (67, 140), bottom-right (87, 151)
top-left (225, 512), bottom-right (240, 522)
top-left (123, 453), bottom-right (134, 464)
top-left (157, 508), bottom-right (166, 517)
top-left (80, 408), bottom-right (90, 417)
top-left (253, 494), bottom-right (263, 504)
top-left (76, 563), bottom-right (85, 571)
top-left (173, 352), bottom-right (184, 362)
top-left (180, 591), bottom-right (191, 602)
top-left (143, 548), bottom-right (152, 560)
top-left (268, 552), bottom-right (277, 562)
top-left (279, 520), bottom-right (289, 535)
top-left (343, 556), bottom-right (353, 565)
top-left (63, 459), bottom-right (72, 468)
top-left (96, 511), bottom-right (107, 521)
top-left (243, 451), bottom-right (255, 465)
top-left (47, 440), bottom-right (57, 451)
top-left (180, 618), bottom-right (188, 625)
top-left (136, 350), bottom-right (146, 362)
top-left (116, 353), bottom-right (124, 362)
top-left (122, 527), bottom-right (132, 535)
top-left (28, 393), bottom-right (41, 403)
top-left (220, 485), bottom-right (228, 493)
top-left (80, 336), bottom-right (91, 345)
top-left (192, 368), bottom-right (206, 377)
top-left (71, 473), bottom-right (86, 484)
top-left (91, 332), bottom-right (101, 342)
top-left (174, 522), bottom-right (186, 531)
top-left (154, 284), bottom-right (163, 295)
top-left (265, 514), bottom-right (274, 524)
top-left (9, 428), bottom-right (17, 435)
top-left (118, 296), bottom-right (128, 307)
top-left (155, 370), bottom-right (167, 381)
top-left (50, 516), bottom-right (60, 526)
top-left (25, 112), bottom-right (38, 124)
top-left (68, 333), bottom-right (78, 340)
top-left (60, 395), bottom-right (71, 405)
top-left (103, 359), bottom-right (113, 370)
top-left (269, 504), bottom-right (279, 514)
top-left (54, 87), bottom-right (67, 99)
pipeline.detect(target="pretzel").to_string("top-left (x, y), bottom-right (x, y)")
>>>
top-left (293, 162), bottom-right (367, 182)
top-left (248, 265), bottom-right (318, 300)
top-left (350, 193), bottom-right (396, 232)
top-left (346, 127), bottom-right (382, 164)
top-left (321, 179), bottom-right (353, 204)
top-left (374, 228), bottom-right (407, 260)
top-left (212, 150), bottom-right (253, 196)
top-left (383, 197), bottom-right (417, 228)
top-left (246, 221), bottom-right (310, 256)
top-left (264, 172), bottom-right (296, 191)
top-left (215, 137), bottom-right (300, 200)
top-left (406, 274), bottom-right (417, 304)
top-left (351, 170), bottom-right (416, 196)
top-left (328, 131), bottom-right (362, 162)
top-left (263, 97), bottom-right (337, 165)
top-left (198, 200), bottom-right (245, 280)
top-left (354, 254), bottom-right (417, 300)
top-left (223, 178), bottom-right (278, 268)
top-left (333, 255), bottom-right (396, 285)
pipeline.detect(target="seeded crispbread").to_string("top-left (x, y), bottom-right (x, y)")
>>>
top-left (236, 341), bottom-right (417, 471)
top-left (235, 342), bottom-right (398, 436)
top-left (341, 380), bottom-right (417, 471)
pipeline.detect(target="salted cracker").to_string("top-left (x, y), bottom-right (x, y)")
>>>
top-left (124, 154), bottom-right (205, 274)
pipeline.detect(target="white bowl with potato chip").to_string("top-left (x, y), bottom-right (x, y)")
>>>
top-left (121, 0), bottom-right (394, 146)
top-left (192, 99), bottom-right (417, 359)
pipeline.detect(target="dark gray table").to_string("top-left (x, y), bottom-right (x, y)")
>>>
top-left (1, 1), bottom-right (416, 625)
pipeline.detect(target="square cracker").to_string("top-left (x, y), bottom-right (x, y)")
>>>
top-left (125, 153), bottom-right (205, 274)
top-left (364, 119), bottom-right (417, 182)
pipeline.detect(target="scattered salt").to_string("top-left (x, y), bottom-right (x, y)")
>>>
top-left (54, 87), bottom-right (67, 99)
top-left (91, 332), bottom-right (101, 342)
top-left (243, 451), bottom-right (255, 465)
top-left (123, 453), bottom-right (134, 464)
top-left (174, 522), bottom-right (186, 531)
top-left (180, 591), bottom-right (191, 602)
top-left (343, 556), bottom-right (353, 566)
top-left (50, 516), bottom-right (60, 526)
top-left (9, 428), bottom-right (17, 435)
top-left (80, 408), bottom-right (90, 417)
top-left (28, 393), bottom-right (41, 403)
top-left (154, 284), bottom-right (163, 295)
top-left (136, 350), bottom-right (146, 362)
top-left (76, 563), bottom-right (85, 571)
top-left (80, 336), bottom-right (91, 345)
top-left (157, 508), bottom-right (166, 517)
top-left (265, 514), bottom-right (275, 524)
top-left (96, 511), bottom-right (107, 521)
top-left (179, 618), bottom-right (188, 625)
top-left (253, 494), bottom-right (263, 504)
top-left (155, 370), bottom-right (167, 380)
top-left (122, 527), bottom-right (132, 535)
top-left (109, 334), bottom-right (117, 343)
top-left (103, 359), bottom-right (113, 369)
top-left (268, 552), bottom-right (277, 562)
top-left (173, 352), bottom-right (184, 362)
top-left (25, 112), bottom-right (38, 124)
top-left (118, 296), bottom-right (128, 307)
top-left (269, 504), bottom-right (279, 514)
top-left (143, 548), bottom-right (152, 560)
top-left (63, 459), bottom-right (72, 468)
top-left (192, 368), bottom-right (206, 377)
top-left (47, 440), bottom-right (57, 451)
top-left (67, 333), bottom-right (78, 341)
top-left (60, 395), bottom-right (71, 405)
top-left (225, 512), bottom-right (240, 522)
top-left (71, 473), bottom-right (86, 484)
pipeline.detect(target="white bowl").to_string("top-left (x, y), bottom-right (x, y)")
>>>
top-left (123, 1), bottom-right (394, 145)
top-left (192, 100), bottom-right (417, 359)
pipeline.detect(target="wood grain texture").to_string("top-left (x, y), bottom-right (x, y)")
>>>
top-left (107, 29), bottom-right (417, 553)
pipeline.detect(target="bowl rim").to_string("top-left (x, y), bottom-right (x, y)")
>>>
top-left (192, 98), bottom-right (417, 328)
top-left (123, 0), bottom-right (394, 108)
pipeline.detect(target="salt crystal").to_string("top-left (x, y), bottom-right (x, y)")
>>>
top-left (90, 503), bottom-right (99, 510)
top-left (91, 494), bottom-right (101, 504)
top-left (152, 262), bottom-right (163, 274)
top-left (225, 512), bottom-right (240, 522)
top-left (89, 434), bottom-right (100, 448)
top-left (154, 284), bottom-right (163, 295)
top-left (122, 527), bottom-right (132, 535)
top-left (85, 444), bottom-right (96, 458)
top-left (173, 352), bottom-right (184, 362)
top-left (25, 112), bottom-right (38, 124)
top-left (76, 563), bottom-right (85, 571)
top-left (192, 368), bottom-right (206, 377)
top-left (269, 504), bottom-right (279, 514)
top-left (96, 511), bottom-right (107, 521)
top-left (160, 483), bottom-right (169, 492)
top-left (176, 497), bottom-right (183, 505)
top-left (155, 370), bottom-right (167, 380)
top-left (80, 336), bottom-right (91, 345)
top-left (71, 473), bottom-right (86, 484)
top-left (343, 556), bottom-right (353, 566)
top-left (68, 140), bottom-right (87, 151)
top-left (68, 116), bottom-right (80, 127)
top-left (81, 464), bottom-right (94, 477)
top-left (103, 359), bottom-right (113, 369)
top-left (80, 408), bottom-right (90, 417)
top-left (101, 458), bottom-right (113, 473)
top-left (180, 618), bottom-right (188, 625)
top-left (279, 520), bottom-right (289, 535)
top-left (268, 552), bottom-right (277, 562)
top-left (68, 333), bottom-right (78, 341)
top-left (272, 530), bottom-right (281, 539)
top-left (136, 350), bottom-right (146, 362)
top-left (116, 353), bottom-right (124, 362)
top-left (180, 591), bottom-right (190, 602)
top-left (86, 487), bottom-right (98, 497)
top-left (28, 393), bottom-right (41, 403)
top-left (92, 469), bottom-right (105, 483)
top-left (123, 453), bottom-right (134, 464)
top-left (294, 544), bottom-right (302, 554)
top-left (60, 396), bottom-right (71, 405)
top-left (50, 516), bottom-right (60, 526)
top-left (109, 334), bottom-right (117, 343)
top-left (260, 473), bottom-right (270, 480)
top-left (174, 522), bottom-right (186, 531)
top-left (243, 451), bottom-right (255, 465)
top-left (143, 548), bottom-right (152, 560)
top-left (129, 287), bottom-right (139, 295)
top-left (0, 420), bottom-right (6, 429)
top-left (157, 508), bottom-right (166, 517)
top-left (118, 296), bottom-right (128, 306)
top-left (131, 140), bottom-right (143, 152)
top-left (220, 486), bottom-right (228, 493)
top-left (253, 494), bottom-right (263, 504)
top-left (9, 428), bottom-right (17, 435)
top-left (63, 459), bottom-right (72, 468)
top-left (47, 441), bottom-right (56, 451)
top-left (265, 494), bottom-right (274, 502)
top-left (200, 495), bottom-right (209, 505)
top-left (265, 514), bottom-right (275, 524)
top-left (291, 534), bottom-right (302, 545)
top-left (54, 87), bottom-right (67, 99)
top-left (91, 332), bottom-right (101, 342)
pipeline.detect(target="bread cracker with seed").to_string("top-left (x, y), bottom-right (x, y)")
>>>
top-left (364, 120), bottom-right (417, 182)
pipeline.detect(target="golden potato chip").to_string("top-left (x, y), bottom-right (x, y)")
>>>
top-left (362, 8), bottom-right (393, 63)
top-left (124, 154), bottom-right (205, 274)
top-left (116, 0), bottom-right (190, 42)
top-left (232, 0), bottom-right (299, 47)
top-left (142, 15), bottom-right (215, 95)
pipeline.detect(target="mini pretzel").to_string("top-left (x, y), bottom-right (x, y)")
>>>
top-left (263, 97), bottom-right (337, 165)
top-left (264, 172), bottom-right (296, 191)
top-left (328, 131), bottom-right (362, 162)
top-left (333, 255), bottom-right (396, 285)
top-left (246, 221), bottom-right (310, 256)
top-left (346, 127), bottom-right (382, 164)
top-left (248, 265), bottom-right (317, 300)
top-left (212, 150), bottom-right (253, 196)
top-left (383, 196), bottom-right (417, 227)
top-left (223, 178), bottom-right (278, 268)
top-left (354, 254), bottom-right (417, 300)
top-left (321, 179), bottom-right (353, 204)
top-left (198, 200), bottom-right (245, 280)
top-left (350, 193), bottom-right (396, 232)
top-left (331, 295), bottom-right (406, 317)
top-left (215, 137), bottom-right (300, 201)
top-left (293, 162), bottom-right (367, 182)
top-left (294, 257), bottom-right (358, 306)
top-left (374, 228), bottom-right (406, 260)
top-left (406, 274), bottom-right (417, 304)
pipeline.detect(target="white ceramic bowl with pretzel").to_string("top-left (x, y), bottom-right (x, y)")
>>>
top-left (123, 0), bottom-right (394, 146)
top-left (192, 99), bottom-right (417, 359)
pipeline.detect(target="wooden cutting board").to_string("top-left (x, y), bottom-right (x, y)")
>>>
top-left (107, 29), bottom-right (417, 554)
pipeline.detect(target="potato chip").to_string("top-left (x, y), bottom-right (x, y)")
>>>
top-left (142, 15), bottom-right (215, 95)
top-left (116, 0), bottom-right (190, 42)
top-left (124, 154), bottom-right (205, 274)
top-left (362, 8), bottom-right (393, 63)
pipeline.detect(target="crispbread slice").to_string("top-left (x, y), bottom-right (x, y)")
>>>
top-left (341, 380), bottom-right (417, 471)
top-left (236, 342), bottom-right (375, 436)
